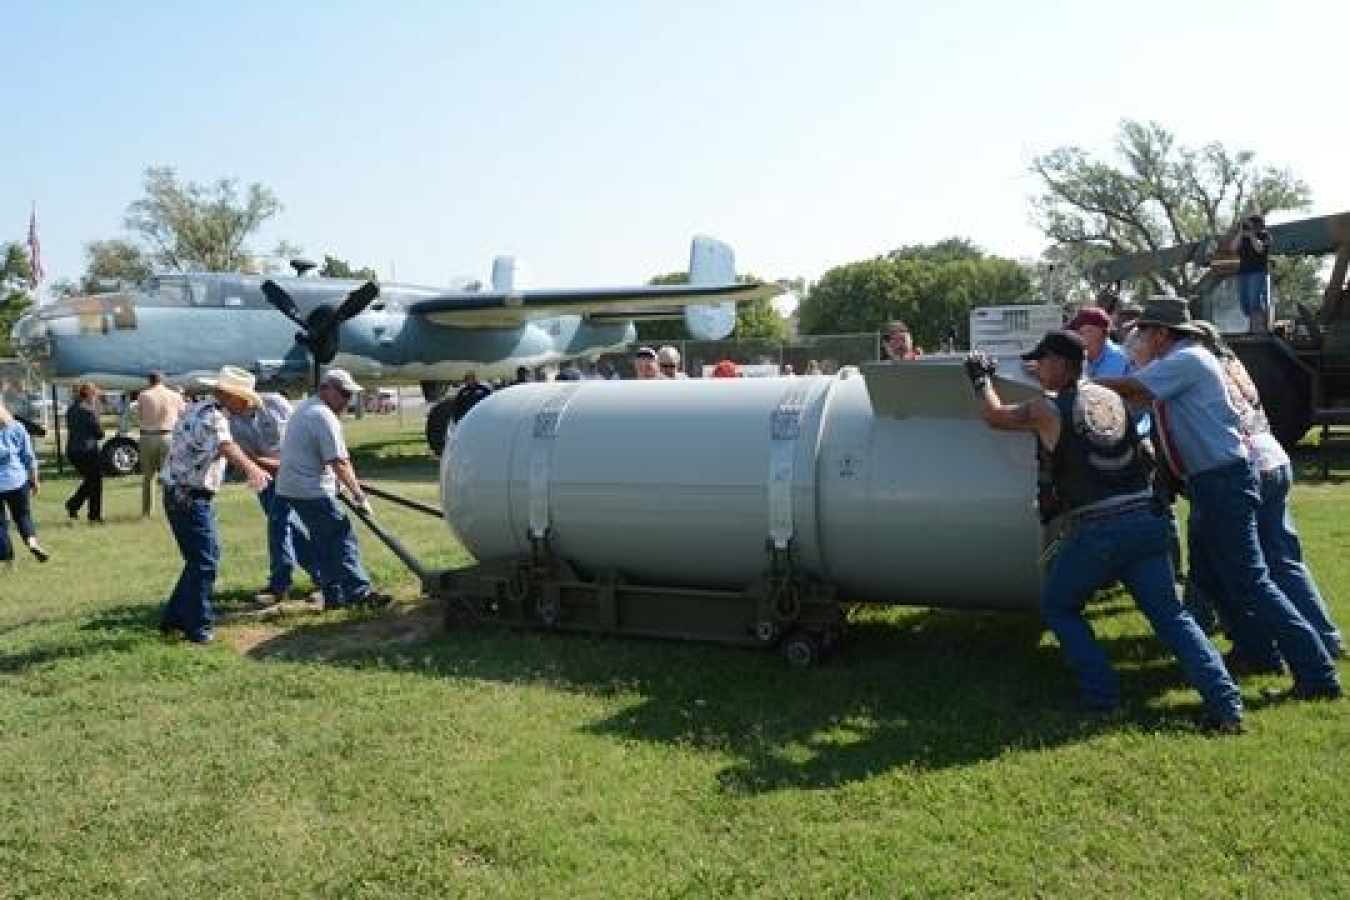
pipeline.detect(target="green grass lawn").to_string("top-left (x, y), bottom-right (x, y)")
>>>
top-left (3, 415), bottom-right (1349, 898)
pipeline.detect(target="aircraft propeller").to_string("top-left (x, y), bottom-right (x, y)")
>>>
top-left (261, 278), bottom-right (380, 390)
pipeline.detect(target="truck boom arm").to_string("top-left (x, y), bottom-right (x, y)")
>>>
top-left (1089, 211), bottom-right (1350, 286)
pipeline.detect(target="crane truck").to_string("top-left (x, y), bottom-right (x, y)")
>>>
top-left (1090, 211), bottom-right (1350, 450)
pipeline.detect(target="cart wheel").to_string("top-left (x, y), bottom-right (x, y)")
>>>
top-left (781, 631), bottom-right (822, 667)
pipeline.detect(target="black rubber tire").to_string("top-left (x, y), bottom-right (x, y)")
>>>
top-left (101, 436), bottom-right (141, 477)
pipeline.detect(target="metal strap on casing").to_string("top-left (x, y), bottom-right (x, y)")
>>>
top-left (529, 384), bottom-right (580, 539)
top-left (767, 382), bottom-right (809, 549)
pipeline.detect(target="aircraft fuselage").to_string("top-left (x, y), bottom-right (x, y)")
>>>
top-left (13, 272), bottom-right (636, 391)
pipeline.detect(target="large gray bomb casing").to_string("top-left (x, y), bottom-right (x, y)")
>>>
top-left (441, 361), bottom-right (1043, 609)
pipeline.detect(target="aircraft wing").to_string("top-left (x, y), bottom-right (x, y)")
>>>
top-left (407, 281), bottom-right (780, 329)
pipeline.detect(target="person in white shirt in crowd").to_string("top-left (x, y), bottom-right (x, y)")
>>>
top-left (657, 345), bottom-right (688, 379)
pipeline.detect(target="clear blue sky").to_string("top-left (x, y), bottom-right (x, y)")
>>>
top-left (5, 0), bottom-right (1347, 293)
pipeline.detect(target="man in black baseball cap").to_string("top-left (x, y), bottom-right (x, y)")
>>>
top-left (961, 329), bottom-right (1244, 730)
top-left (1021, 329), bottom-right (1086, 365)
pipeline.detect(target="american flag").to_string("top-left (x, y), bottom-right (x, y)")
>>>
top-left (27, 205), bottom-right (45, 287)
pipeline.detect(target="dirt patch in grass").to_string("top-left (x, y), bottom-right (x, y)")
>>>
top-left (225, 601), bottom-right (443, 657)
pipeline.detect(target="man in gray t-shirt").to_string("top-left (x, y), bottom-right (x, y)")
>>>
top-left (276, 369), bottom-right (390, 610)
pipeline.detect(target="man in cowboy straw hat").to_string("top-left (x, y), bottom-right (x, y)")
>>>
top-left (1097, 297), bottom-right (1342, 703)
top-left (963, 329), bottom-right (1244, 731)
top-left (276, 368), bottom-right (392, 610)
top-left (158, 366), bottom-right (272, 644)
top-left (1186, 319), bottom-right (1343, 670)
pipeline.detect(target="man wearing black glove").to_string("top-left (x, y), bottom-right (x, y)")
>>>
top-left (963, 351), bottom-right (997, 390)
top-left (964, 329), bottom-right (1243, 732)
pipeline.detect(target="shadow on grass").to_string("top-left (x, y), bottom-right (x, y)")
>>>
top-left (242, 599), bottom-right (1215, 791)
top-left (0, 605), bottom-right (155, 676)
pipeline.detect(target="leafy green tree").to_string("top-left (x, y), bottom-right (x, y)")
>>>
top-left (81, 239), bottom-right (152, 291)
top-left (1031, 119), bottom-right (1312, 308)
top-left (635, 271), bottom-right (786, 342)
top-left (124, 166), bottom-right (282, 272)
top-left (319, 254), bottom-right (379, 281)
top-left (800, 241), bottom-right (1032, 349)
top-left (0, 242), bottom-right (35, 355)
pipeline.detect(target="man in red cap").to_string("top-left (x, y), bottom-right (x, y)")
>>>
top-left (1067, 307), bottom-right (1131, 380)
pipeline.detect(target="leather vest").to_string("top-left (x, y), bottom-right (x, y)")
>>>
top-left (1040, 383), bottom-right (1150, 514)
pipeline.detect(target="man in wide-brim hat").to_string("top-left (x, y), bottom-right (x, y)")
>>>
top-left (1097, 298), bottom-right (1343, 703)
top-left (159, 366), bottom-right (271, 644)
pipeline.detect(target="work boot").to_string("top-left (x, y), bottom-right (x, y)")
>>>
top-left (1195, 713), bottom-right (1246, 736)
top-left (1260, 683), bottom-right (1344, 703)
top-left (355, 590), bottom-right (394, 609)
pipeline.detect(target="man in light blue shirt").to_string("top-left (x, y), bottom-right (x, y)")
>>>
top-left (1098, 296), bottom-right (1341, 703)
top-left (1068, 307), bottom-right (1131, 379)
top-left (228, 391), bottom-right (320, 603)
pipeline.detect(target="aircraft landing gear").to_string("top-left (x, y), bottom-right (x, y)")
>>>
top-left (101, 436), bottom-right (140, 477)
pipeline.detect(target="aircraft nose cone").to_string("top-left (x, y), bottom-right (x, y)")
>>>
top-left (12, 312), bottom-right (53, 368)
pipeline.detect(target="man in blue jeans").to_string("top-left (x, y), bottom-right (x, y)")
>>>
top-left (1229, 214), bottom-right (1271, 333)
top-left (1099, 296), bottom-right (1341, 703)
top-left (228, 390), bottom-right (321, 604)
top-left (276, 368), bottom-right (392, 610)
top-left (965, 329), bottom-right (1244, 732)
top-left (159, 366), bottom-right (272, 643)
top-left (1184, 320), bottom-right (1343, 670)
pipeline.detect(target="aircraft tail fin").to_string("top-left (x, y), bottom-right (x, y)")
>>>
top-left (684, 235), bottom-right (738, 339)
top-left (491, 256), bottom-right (519, 291)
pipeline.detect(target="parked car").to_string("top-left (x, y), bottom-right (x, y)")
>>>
top-left (364, 389), bottom-right (398, 414)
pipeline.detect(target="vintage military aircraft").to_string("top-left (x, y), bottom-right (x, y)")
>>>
top-left (13, 235), bottom-right (771, 391)
top-left (13, 235), bottom-right (777, 472)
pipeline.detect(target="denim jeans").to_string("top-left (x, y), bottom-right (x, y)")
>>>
top-left (285, 494), bottom-right (370, 606)
top-left (1223, 464), bottom-right (1343, 666)
top-left (0, 484), bottom-right (37, 561)
top-left (1187, 461), bottom-right (1340, 692)
top-left (1041, 507), bottom-right (1242, 721)
top-left (1238, 270), bottom-right (1270, 318)
top-left (162, 487), bottom-right (219, 641)
top-left (257, 483), bottom-right (319, 594)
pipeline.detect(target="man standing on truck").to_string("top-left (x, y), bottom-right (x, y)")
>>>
top-left (1230, 214), bottom-right (1272, 333)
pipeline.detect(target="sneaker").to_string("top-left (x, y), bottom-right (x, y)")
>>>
top-left (305, 591), bottom-right (324, 605)
top-left (1223, 650), bottom-right (1284, 679)
top-left (1196, 713), bottom-right (1246, 736)
top-left (1260, 683), bottom-right (1344, 703)
top-left (250, 589), bottom-right (285, 605)
top-left (356, 590), bottom-right (394, 608)
top-left (186, 632), bottom-right (215, 645)
top-left (26, 540), bottom-right (49, 562)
